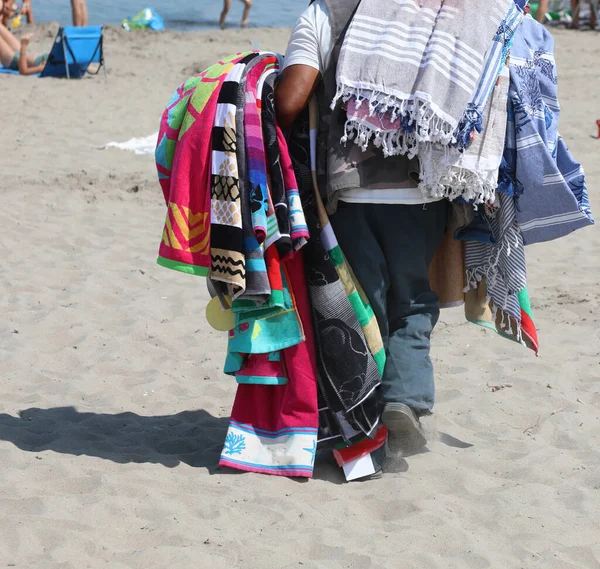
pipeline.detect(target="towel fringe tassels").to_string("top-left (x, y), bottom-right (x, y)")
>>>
top-left (333, 85), bottom-right (458, 152)
top-left (453, 104), bottom-right (484, 150)
top-left (334, 85), bottom-right (500, 204)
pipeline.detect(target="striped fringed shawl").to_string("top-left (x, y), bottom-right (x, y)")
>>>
top-left (463, 193), bottom-right (538, 353)
top-left (502, 16), bottom-right (594, 245)
top-left (333, 0), bottom-right (512, 156)
top-left (333, 0), bottom-right (530, 204)
top-left (454, 0), bottom-right (529, 148)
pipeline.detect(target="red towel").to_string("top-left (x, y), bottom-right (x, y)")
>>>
top-left (219, 253), bottom-right (320, 477)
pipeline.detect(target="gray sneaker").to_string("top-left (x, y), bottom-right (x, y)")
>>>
top-left (382, 402), bottom-right (427, 455)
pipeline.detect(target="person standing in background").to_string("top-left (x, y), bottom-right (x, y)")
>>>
top-left (219, 0), bottom-right (252, 29)
top-left (21, 0), bottom-right (32, 23)
top-left (536, 0), bottom-right (549, 22)
top-left (71, 0), bottom-right (87, 26)
top-left (570, 0), bottom-right (598, 28)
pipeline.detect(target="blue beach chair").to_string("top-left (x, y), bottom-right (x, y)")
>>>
top-left (41, 26), bottom-right (106, 79)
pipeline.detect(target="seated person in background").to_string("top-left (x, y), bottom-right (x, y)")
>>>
top-left (0, 25), bottom-right (46, 74)
top-left (1, 0), bottom-right (33, 28)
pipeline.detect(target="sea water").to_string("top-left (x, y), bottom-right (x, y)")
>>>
top-left (34, 0), bottom-right (306, 30)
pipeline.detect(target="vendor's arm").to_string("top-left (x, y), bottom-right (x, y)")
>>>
top-left (275, 0), bottom-right (331, 130)
top-left (275, 65), bottom-right (320, 130)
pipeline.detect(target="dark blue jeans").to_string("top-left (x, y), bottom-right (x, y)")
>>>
top-left (330, 201), bottom-right (448, 414)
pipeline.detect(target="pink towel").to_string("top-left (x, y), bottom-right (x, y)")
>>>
top-left (155, 53), bottom-right (249, 275)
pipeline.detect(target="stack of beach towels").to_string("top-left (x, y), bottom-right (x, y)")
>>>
top-left (155, 4), bottom-right (593, 481)
top-left (155, 52), bottom-right (385, 479)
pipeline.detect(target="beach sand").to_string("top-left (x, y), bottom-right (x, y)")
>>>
top-left (1, 23), bottom-right (599, 569)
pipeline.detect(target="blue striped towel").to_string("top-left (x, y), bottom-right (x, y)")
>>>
top-left (502, 15), bottom-right (594, 245)
top-left (454, 0), bottom-right (529, 148)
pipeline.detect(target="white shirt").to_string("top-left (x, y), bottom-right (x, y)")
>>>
top-left (283, 0), bottom-right (436, 205)
top-left (284, 0), bottom-right (334, 73)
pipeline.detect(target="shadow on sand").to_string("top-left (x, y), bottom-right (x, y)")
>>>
top-left (0, 407), bottom-right (229, 470)
top-left (0, 406), bottom-right (369, 483)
